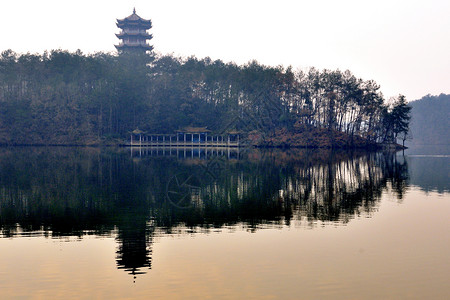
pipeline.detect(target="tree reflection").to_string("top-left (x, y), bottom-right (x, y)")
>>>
top-left (0, 147), bottom-right (409, 277)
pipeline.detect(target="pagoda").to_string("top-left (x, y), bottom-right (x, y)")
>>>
top-left (115, 8), bottom-right (153, 53)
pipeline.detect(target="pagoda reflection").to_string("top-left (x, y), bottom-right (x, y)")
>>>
top-left (116, 220), bottom-right (154, 279)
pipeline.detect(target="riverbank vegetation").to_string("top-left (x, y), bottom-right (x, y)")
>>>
top-left (0, 50), bottom-right (410, 147)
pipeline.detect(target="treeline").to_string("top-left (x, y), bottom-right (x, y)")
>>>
top-left (0, 50), bottom-right (410, 146)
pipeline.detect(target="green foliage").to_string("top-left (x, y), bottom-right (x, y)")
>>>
top-left (0, 50), bottom-right (405, 146)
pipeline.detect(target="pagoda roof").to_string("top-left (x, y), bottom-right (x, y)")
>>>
top-left (117, 8), bottom-right (151, 28)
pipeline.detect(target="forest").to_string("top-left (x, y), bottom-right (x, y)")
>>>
top-left (0, 50), bottom-right (410, 147)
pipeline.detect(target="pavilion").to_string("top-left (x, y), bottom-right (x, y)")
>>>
top-left (130, 127), bottom-right (240, 147)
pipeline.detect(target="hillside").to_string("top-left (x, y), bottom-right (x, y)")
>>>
top-left (408, 94), bottom-right (450, 146)
top-left (0, 50), bottom-right (408, 147)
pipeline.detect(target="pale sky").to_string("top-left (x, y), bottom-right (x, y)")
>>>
top-left (1, 0), bottom-right (449, 100)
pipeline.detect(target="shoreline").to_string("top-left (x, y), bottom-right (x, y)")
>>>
top-left (0, 142), bottom-right (406, 150)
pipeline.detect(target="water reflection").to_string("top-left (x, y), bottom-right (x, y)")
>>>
top-left (116, 215), bottom-right (153, 278)
top-left (130, 146), bottom-right (241, 160)
top-left (0, 147), bottom-right (408, 277)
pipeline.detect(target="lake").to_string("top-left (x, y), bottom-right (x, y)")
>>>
top-left (0, 146), bottom-right (448, 299)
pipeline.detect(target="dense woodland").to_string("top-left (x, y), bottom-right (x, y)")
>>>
top-left (408, 93), bottom-right (449, 146)
top-left (0, 50), bottom-right (411, 147)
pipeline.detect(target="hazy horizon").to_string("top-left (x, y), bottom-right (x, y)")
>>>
top-left (1, 0), bottom-right (449, 101)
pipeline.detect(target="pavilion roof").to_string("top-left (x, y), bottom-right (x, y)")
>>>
top-left (227, 130), bottom-right (241, 134)
top-left (177, 127), bottom-right (211, 133)
top-left (132, 128), bottom-right (145, 134)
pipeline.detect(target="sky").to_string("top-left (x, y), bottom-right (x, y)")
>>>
top-left (0, 0), bottom-right (449, 101)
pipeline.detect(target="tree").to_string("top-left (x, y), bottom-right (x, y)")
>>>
top-left (391, 95), bottom-right (411, 144)
top-left (381, 95), bottom-right (411, 144)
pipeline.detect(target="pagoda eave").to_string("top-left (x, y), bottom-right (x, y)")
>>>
top-left (115, 44), bottom-right (154, 51)
top-left (117, 16), bottom-right (151, 23)
top-left (116, 33), bottom-right (153, 38)
top-left (116, 21), bottom-right (152, 30)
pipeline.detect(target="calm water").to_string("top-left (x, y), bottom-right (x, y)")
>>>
top-left (0, 147), bottom-right (448, 299)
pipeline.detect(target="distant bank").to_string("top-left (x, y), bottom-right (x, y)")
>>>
top-left (407, 93), bottom-right (450, 147)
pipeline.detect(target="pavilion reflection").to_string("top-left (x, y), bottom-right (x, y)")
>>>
top-left (130, 146), bottom-right (241, 160)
